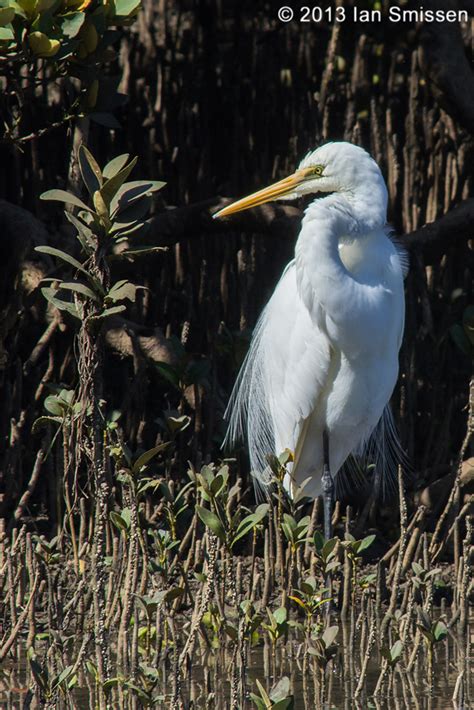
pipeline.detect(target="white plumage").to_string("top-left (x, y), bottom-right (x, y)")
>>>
top-left (215, 142), bottom-right (407, 502)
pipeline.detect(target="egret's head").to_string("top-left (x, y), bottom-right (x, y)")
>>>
top-left (213, 141), bottom-right (388, 226)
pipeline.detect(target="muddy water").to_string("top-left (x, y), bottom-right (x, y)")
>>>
top-left (1, 623), bottom-right (471, 708)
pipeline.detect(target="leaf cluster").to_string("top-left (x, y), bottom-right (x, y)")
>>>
top-left (411, 561), bottom-right (443, 590)
top-left (417, 609), bottom-right (448, 646)
top-left (289, 575), bottom-right (330, 617)
top-left (307, 625), bottom-right (339, 669)
top-left (194, 463), bottom-right (269, 551)
top-left (28, 651), bottom-right (77, 698)
top-left (381, 639), bottom-right (403, 667)
top-left (250, 676), bottom-right (294, 710)
top-left (36, 146), bottom-right (165, 323)
top-left (0, 0), bottom-right (140, 72)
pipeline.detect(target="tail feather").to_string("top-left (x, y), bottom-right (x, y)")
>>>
top-left (223, 309), bottom-right (275, 496)
top-left (340, 405), bottom-right (408, 500)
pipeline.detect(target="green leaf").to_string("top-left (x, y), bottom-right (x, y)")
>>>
top-left (163, 586), bottom-right (184, 604)
top-left (112, 195), bottom-right (152, 225)
top-left (300, 578), bottom-right (316, 595)
top-left (41, 287), bottom-right (80, 319)
top-left (417, 609), bottom-right (431, 631)
top-left (78, 144), bottom-right (102, 196)
top-left (249, 695), bottom-right (266, 710)
top-left (132, 443), bottom-right (170, 474)
top-left (93, 190), bottom-right (110, 228)
top-left (322, 625), bottom-right (338, 648)
top-left (35, 246), bottom-right (89, 277)
top-left (419, 627), bottom-right (434, 643)
top-left (53, 665), bottom-right (74, 688)
top-left (224, 622), bottom-right (238, 640)
top-left (281, 522), bottom-right (294, 543)
top-left (67, 674), bottom-right (78, 689)
top-left (295, 515), bottom-right (310, 538)
top-left (272, 700), bottom-right (294, 710)
top-left (100, 156), bottom-right (138, 208)
top-left (119, 245), bottom-right (166, 258)
top-left (111, 219), bottom-right (150, 240)
top-left (272, 696), bottom-right (294, 710)
top-left (210, 471), bottom-right (226, 498)
top-left (390, 639), bottom-right (403, 662)
top-left (110, 511), bottom-right (129, 533)
top-left (17, 0), bottom-right (36, 15)
top-left (120, 508), bottom-right (131, 529)
top-left (85, 660), bottom-right (98, 679)
top-left (90, 305), bottom-right (127, 320)
top-left (0, 25), bottom-right (14, 40)
top-left (322, 538), bottom-right (338, 561)
top-left (114, 0), bottom-right (140, 15)
top-left (44, 395), bottom-right (64, 416)
top-left (269, 676), bottom-right (291, 702)
top-left (313, 530), bottom-right (325, 553)
top-left (89, 112), bottom-right (122, 130)
top-left (40, 189), bottom-right (92, 212)
top-left (64, 211), bottom-right (95, 252)
top-left (273, 607), bottom-right (287, 625)
top-left (232, 503), bottom-right (269, 546)
top-left (282, 514), bottom-right (296, 532)
top-left (254, 679), bottom-right (272, 706)
top-left (111, 180), bottom-right (165, 213)
top-left (103, 677), bottom-right (122, 691)
top-left (357, 534), bottom-right (376, 553)
top-left (60, 11), bottom-right (85, 38)
top-left (166, 414), bottom-right (191, 433)
top-left (103, 154), bottom-right (130, 180)
top-left (29, 657), bottom-right (48, 691)
top-left (154, 361), bottom-right (180, 389)
top-left (433, 620), bottom-right (447, 642)
top-left (0, 7), bottom-right (15, 26)
top-left (32, 415), bottom-right (62, 433)
top-left (412, 561), bottom-right (424, 576)
top-left (107, 280), bottom-right (137, 303)
top-left (59, 281), bottom-right (100, 302)
top-left (196, 506), bottom-right (226, 543)
top-left (28, 31), bottom-right (60, 57)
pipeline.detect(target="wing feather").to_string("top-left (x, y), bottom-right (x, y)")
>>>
top-left (224, 261), bottom-right (331, 492)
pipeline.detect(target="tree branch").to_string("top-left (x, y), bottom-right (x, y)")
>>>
top-left (146, 197), bottom-right (302, 246)
top-left (145, 196), bottom-right (474, 256)
top-left (402, 198), bottom-right (474, 254)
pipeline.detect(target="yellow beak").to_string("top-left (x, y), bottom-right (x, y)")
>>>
top-left (213, 167), bottom-right (311, 219)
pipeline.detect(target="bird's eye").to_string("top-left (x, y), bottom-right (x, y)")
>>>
top-left (312, 165), bottom-right (324, 176)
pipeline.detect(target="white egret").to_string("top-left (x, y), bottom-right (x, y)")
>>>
top-left (214, 142), bottom-right (407, 539)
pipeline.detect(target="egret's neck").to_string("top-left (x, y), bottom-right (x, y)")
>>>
top-left (309, 182), bottom-right (387, 235)
top-left (346, 179), bottom-right (388, 232)
top-left (295, 191), bottom-right (388, 311)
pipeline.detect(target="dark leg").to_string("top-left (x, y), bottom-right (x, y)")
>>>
top-left (322, 429), bottom-right (334, 541)
top-left (322, 429), bottom-right (334, 618)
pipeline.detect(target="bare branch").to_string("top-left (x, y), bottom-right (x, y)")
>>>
top-left (146, 196), bottom-right (474, 257)
top-left (146, 197), bottom-right (302, 246)
top-left (402, 198), bottom-right (474, 252)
